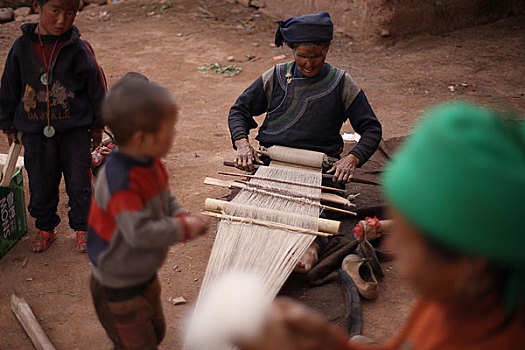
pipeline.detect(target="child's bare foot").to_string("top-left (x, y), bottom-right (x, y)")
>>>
top-left (294, 242), bottom-right (320, 273)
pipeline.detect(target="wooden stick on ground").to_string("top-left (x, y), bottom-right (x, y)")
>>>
top-left (11, 294), bottom-right (56, 350)
top-left (218, 171), bottom-right (347, 194)
top-left (202, 211), bottom-right (335, 237)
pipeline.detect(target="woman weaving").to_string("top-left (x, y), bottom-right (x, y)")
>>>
top-left (228, 12), bottom-right (382, 273)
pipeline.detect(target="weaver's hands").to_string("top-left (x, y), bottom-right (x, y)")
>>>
top-left (234, 138), bottom-right (262, 172)
top-left (327, 154), bottom-right (360, 184)
top-left (90, 129), bottom-right (103, 150)
top-left (237, 298), bottom-right (349, 350)
top-left (185, 214), bottom-right (210, 240)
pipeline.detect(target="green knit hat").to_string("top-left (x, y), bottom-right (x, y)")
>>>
top-left (382, 102), bottom-right (525, 312)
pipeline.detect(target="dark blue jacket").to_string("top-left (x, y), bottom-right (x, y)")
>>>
top-left (228, 62), bottom-right (381, 164)
top-left (0, 23), bottom-right (105, 134)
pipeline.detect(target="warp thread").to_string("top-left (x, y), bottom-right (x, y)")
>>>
top-left (186, 166), bottom-right (322, 350)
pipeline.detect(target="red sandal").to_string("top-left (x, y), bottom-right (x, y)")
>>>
top-left (29, 230), bottom-right (57, 253)
top-left (76, 230), bottom-right (87, 253)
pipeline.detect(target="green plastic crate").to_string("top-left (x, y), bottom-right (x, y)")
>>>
top-left (0, 169), bottom-right (27, 258)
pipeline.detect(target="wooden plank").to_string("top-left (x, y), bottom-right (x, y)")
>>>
top-left (10, 294), bottom-right (56, 350)
top-left (1, 132), bottom-right (23, 187)
top-left (203, 177), bottom-right (244, 189)
top-left (0, 153), bottom-right (24, 168)
top-left (322, 193), bottom-right (354, 207)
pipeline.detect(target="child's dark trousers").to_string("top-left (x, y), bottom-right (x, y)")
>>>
top-left (90, 274), bottom-right (166, 350)
top-left (21, 127), bottom-right (92, 231)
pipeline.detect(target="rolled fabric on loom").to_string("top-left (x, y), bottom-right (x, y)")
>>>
top-left (258, 145), bottom-right (334, 168)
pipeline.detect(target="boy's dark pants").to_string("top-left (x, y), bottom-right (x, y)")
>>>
top-left (90, 274), bottom-right (166, 350)
top-left (22, 127), bottom-right (92, 231)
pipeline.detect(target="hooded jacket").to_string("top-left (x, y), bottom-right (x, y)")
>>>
top-left (0, 23), bottom-right (105, 134)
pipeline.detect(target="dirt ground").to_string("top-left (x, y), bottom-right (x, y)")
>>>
top-left (0, 0), bottom-right (524, 348)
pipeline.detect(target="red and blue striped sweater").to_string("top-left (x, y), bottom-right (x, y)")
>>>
top-left (88, 150), bottom-right (186, 288)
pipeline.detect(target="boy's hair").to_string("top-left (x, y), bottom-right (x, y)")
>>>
top-left (36, 0), bottom-right (80, 9)
top-left (102, 78), bottom-right (177, 146)
top-left (118, 71), bottom-right (149, 83)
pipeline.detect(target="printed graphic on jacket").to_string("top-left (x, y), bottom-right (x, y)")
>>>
top-left (22, 81), bottom-right (74, 119)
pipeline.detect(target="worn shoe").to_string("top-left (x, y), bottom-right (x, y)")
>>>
top-left (29, 230), bottom-right (57, 253)
top-left (76, 230), bottom-right (87, 253)
top-left (356, 239), bottom-right (384, 281)
top-left (341, 254), bottom-right (379, 300)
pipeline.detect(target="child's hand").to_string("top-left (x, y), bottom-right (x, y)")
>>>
top-left (98, 145), bottom-right (112, 156)
top-left (183, 214), bottom-right (210, 241)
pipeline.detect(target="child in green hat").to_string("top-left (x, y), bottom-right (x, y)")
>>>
top-left (238, 102), bottom-right (525, 350)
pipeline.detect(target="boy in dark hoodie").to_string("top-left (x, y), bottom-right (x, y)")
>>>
top-left (0, 0), bottom-right (106, 253)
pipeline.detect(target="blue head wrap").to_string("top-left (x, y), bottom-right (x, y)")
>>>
top-left (275, 12), bottom-right (333, 47)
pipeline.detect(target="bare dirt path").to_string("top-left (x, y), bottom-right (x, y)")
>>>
top-left (0, 0), bottom-right (523, 348)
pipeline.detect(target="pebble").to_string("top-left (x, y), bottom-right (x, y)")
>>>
top-left (227, 56), bottom-right (235, 62)
top-left (169, 296), bottom-right (187, 305)
top-left (14, 7), bottom-right (31, 19)
top-left (98, 11), bottom-right (110, 21)
top-left (0, 8), bottom-right (14, 23)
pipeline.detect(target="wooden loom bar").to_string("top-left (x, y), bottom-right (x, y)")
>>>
top-left (218, 171), bottom-right (347, 194)
top-left (234, 180), bottom-right (357, 216)
top-left (204, 198), bottom-right (341, 233)
top-left (223, 161), bottom-right (380, 186)
top-left (202, 211), bottom-right (334, 237)
top-left (203, 177), bottom-right (356, 208)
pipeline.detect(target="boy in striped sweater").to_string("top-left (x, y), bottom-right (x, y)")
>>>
top-left (87, 77), bottom-right (209, 349)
